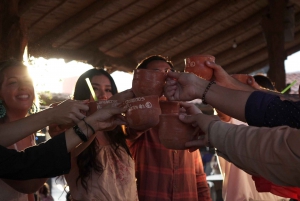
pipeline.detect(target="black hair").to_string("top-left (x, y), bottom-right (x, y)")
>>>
top-left (0, 59), bottom-right (27, 85)
top-left (136, 55), bottom-right (174, 69)
top-left (253, 74), bottom-right (276, 91)
top-left (73, 68), bottom-right (118, 99)
top-left (73, 68), bottom-right (131, 192)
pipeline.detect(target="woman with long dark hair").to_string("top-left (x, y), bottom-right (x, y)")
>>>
top-left (62, 69), bottom-right (137, 201)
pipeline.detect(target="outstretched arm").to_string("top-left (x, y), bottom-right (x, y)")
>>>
top-left (0, 100), bottom-right (88, 147)
top-left (165, 71), bottom-right (254, 122)
top-left (178, 108), bottom-right (300, 187)
top-left (0, 105), bottom-right (128, 183)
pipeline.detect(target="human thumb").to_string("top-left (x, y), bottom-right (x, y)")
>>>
top-left (178, 113), bottom-right (197, 124)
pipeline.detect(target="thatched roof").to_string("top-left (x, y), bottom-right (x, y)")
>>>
top-left (19, 0), bottom-right (300, 75)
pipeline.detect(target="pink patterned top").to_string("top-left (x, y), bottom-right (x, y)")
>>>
top-left (65, 145), bottom-right (138, 201)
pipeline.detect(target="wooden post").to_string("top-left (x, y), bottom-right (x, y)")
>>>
top-left (262, 0), bottom-right (287, 91)
top-left (0, 0), bottom-right (27, 61)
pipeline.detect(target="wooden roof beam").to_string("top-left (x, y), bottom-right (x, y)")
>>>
top-left (29, 46), bottom-right (96, 61)
top-left (0, 0), bottom-right (27, 60)
top-left (223, 47), bottom-right (268, 74)
top-left (223, 29), bottom-right (300, 74)
top-left (240, 41), bottom-right (300, 74)
top-left (171, 8), bottom-right (265, 67)
top-left (28, 46), bottom-right (136, 72)
top-left (127, 0), bottom-right (234, 59)
top-left (290, 0), bottom-right (300, 8)
top-left (215, 11), bottom-right (300, 66)
top-left (286, 40), bottom-right (300, 55)
top-left (240, 60), bottom-right (268, 74)
top-left (173, 11), bottom-right (300, 72)
top-left (263, 0), bottom-right (287, 91)
top-left (18, 0), bottom-right (39, 16)
top-left (57, 1), bottom-right (138, 48)
top-left (215, 33), bottom-right (266, 66)
top-left (82, 0), bottom-right (183, 51)
top-left (28, 0), bottom-right (68, 29)
top-left (32, 0), bottom-right (113, 48)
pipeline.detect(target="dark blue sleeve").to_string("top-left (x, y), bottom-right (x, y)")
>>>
top-left (245, 91), bottom-right (300, 128)
top-left (0, 133), bottom-right (71, 180)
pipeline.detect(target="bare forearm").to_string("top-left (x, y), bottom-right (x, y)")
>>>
top-left (210, 121), bottom-right (300, 186)
top-left (2, 178), bottom-right (47, 193)
top-left (64, 120), bottom-right (94, 152)
top-left (0, 109), bottom-right (55, 147)
top-left (200, 82), bottom-right (254, 122)
top-left (70, 133), bottom-right (97, 157)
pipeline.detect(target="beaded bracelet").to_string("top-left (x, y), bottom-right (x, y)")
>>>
top-left (82, 117), bottom-right (96, 135)
top-left (73, 125), bottom-right (88, 142)
top-left (201, 81), bottom-right (216, 105)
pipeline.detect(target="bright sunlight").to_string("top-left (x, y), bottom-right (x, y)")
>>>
top-left (26, 57), bottom-right (133, 94)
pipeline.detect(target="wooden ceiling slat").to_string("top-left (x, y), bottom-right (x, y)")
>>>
top-left (240, 60), bottom-right (269, 74)
top-left (127, 0), bottom-right (232, 59)
top-left (216, 11), bottom-right (300, 66)
top-left (101, 0), bottom-right (198, 55)
top-left (19, 0), bottom-right (300, 75)
top-left (241, 40), bottom-right (300, 74)
top-left (28, 45), bottom-right (95, 61)
top-left (286, 41), bottom-right (300, 55)
top-left (159, 0), bottom-right (264, 59)
top-left (171, 8), bottom-right (265, 67)
top-left (215, 33), bottom-right (266, 66)
top-left (290, 0), bottom-right (300, 8)
top-left (81, 0), bottom-right (183, 51)
top-left (28, 0), bottom-right (68, 29)
top-left (18, 0), bottom-right (39, 16)
top-left (56, 1), bottom-right (138, 48)
top-left (224, 29), bottom-right (300, 74)
top-left (224, 47), bottom-right (268, 74)
top-left (28, 46), bottom-right (136, 71)
top-left (32, 0), bottom-right (113, 48)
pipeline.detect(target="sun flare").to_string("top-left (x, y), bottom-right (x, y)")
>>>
top-left (26, 57), bottom-right (133, 94)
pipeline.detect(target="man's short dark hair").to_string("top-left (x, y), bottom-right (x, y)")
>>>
top-left (136, 55), bottom-right (174, 69)
top-left (253, 74), bottom-right (276, 91)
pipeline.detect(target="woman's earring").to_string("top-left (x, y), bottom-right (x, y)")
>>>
top-left (28, 103), bottom-right (38, 115)
top-left (0, 100), bottom-right (6, 118)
